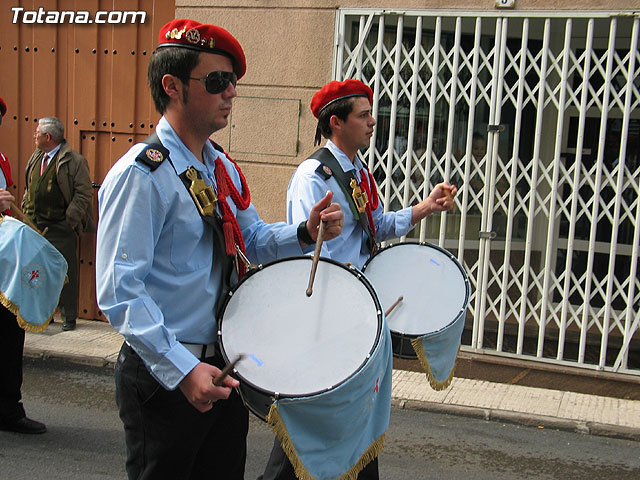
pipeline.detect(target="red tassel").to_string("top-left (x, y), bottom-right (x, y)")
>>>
top-left (212, 151), bottom-right (250, 278)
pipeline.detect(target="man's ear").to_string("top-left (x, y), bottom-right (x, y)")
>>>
top-left (161, 74), bottom-right (181, 100)
top-left (329, 114), bottom-right (343, 132)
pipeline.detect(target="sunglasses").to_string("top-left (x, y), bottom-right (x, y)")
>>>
top-left (188, 71), bottom-right (237, 94)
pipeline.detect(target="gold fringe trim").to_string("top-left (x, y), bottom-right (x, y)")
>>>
top-left (410, 338), bottom-right (459, 391)
top-left (0, 290), bottom-right (53, 333)
top-left (267, 403), bottom-right (386, 480)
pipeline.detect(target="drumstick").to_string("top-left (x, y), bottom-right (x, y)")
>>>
top-left (306, 220), bottom-right (326, 297)
top-left (9, 202), bottom-right (41, 233)
top-left (212, 354), bottom-right (245, 386)
top-left (385, 296), bottom-right (404, 317)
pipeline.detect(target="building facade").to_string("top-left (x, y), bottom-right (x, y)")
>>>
top-left (185, 1), bottom-right (640, 377)
top-left (2, 0), bottom-right (638, 377)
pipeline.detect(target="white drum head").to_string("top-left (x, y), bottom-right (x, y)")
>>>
top-left (220, 258), bottom-right (381, 397)
top-left (363, 243), bottom-right (469, 336)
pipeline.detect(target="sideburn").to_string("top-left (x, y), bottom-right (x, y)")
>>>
top-left (182, 84), bottom-right (189, 106)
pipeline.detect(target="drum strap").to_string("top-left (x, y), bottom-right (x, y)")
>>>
top-left (139, 132), bottom-right (235, 318)
top-left (309, 148), bottom-right (377, 255)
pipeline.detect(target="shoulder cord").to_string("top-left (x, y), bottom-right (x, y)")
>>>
top-left (210, 142), bottom-right (251, 278)
top-left (358, 166), bottom-right (379, 240)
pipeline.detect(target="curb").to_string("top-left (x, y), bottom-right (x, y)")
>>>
top-left (24, 349), bottom-right (117, 370)
top-left (392, 398), bottom-right (640, 442)
top-left (25, 347), bottom-right (640, 443)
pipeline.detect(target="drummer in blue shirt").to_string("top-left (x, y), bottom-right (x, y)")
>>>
top-left (259, 80), bottom-right (457, 479)
top-left (95, 19), bottom-right (343, 480)
top-left (287, 79), bottom-right (457, 271)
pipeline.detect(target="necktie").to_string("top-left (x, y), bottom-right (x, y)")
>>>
top-left (40, 154), bottom-right (49, 175)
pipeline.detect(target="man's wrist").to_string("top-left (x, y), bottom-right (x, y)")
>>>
top-left (297, 220), bottom-right (314, 245)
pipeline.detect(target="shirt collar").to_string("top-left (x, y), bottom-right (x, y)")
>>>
top-left (155, 116), bottom-right (223, 181)
top-left (45, 143), bottom-right (62, 160)
top-left (325, 139), bottom-right (356, 173)
top-left (325, 139), bottom-right (367, 180)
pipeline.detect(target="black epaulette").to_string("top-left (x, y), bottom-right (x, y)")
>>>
top-left (315, 163), bottom-right (333, 180)
top-left (135, 140), bottom-right (169, 171)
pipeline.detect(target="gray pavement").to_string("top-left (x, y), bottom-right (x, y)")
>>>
top-left (24, 318), bottom-right (640, 441)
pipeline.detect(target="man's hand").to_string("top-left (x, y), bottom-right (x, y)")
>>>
top-left (305, 191), bottom-right (344, 243)
top-left (0, 188), bottom-right (14, 212)
top-left (428, 182), bottom-right (457, 212)
top-left (411, 182), bottom-right (457, 225)
top-left (178, 362), bottom-right (240, 413)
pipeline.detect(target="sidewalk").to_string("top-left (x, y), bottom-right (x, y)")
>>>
top-left (24, 318), bottom-right (640, 441)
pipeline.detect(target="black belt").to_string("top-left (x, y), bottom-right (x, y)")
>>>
top-left (181, 342), bottom-right (217, 360)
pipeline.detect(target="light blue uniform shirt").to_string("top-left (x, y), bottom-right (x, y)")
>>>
top-left (287, 140), bottom-right (413, 269)
top-left (96, 117), bottom-right (302, 390)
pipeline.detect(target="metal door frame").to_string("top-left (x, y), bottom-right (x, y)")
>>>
top-left (334, 8), bottom-right (640, 376)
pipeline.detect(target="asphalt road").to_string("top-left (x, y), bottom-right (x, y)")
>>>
top-left (1, 358), bottom-right (638, 479)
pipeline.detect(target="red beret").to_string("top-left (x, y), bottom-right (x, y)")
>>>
top-left (310, 79), bottom-right (374, 119)
top-left (0, 97), bottom-right (6, 117)
top-left (156, 19), bottom-right (246, 79)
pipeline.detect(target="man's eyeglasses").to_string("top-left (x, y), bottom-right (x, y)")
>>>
top-left (188, 71), bottom-right (237, 94)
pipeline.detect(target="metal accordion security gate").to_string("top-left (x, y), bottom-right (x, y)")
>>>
top-left (334, 9), bottom-right (640, 376)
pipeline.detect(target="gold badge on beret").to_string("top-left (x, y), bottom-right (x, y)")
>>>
top-left (185, 28), bottom-right (201, 45)
top-left (157, 19), bottom-right (244, 78)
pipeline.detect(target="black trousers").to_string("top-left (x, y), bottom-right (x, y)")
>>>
top-left (40, 220), bottom-right (78, 322)
top-left (115, 342), bottom-right (249, 480)
top-left (258, 436), bottom-right (380, 480)
top-left (0, 304), bottom-right (26, 424)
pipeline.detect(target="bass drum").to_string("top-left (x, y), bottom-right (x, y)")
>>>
top-left (218, 256), bottom-right (382, 420)
top-left (363, 242), bottom-right (470, 359)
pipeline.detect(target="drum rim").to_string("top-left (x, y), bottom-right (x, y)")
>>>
top-left (362, 241), bottom-right (472, 335)
top-left (217, 255), bottom-right (384, 400)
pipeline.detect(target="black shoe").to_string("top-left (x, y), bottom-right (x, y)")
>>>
top-left (0, 417), bottom-right (47, 434)
top-left (62, 320), bottom-right (76, 331)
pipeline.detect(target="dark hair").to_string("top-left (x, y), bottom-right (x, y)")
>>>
top-left (148, 47), bottom-right (201, 114)
top-left (314, 96), bottom-right (357, 146)
top-left (472, 131), bottom-right (485, 142)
